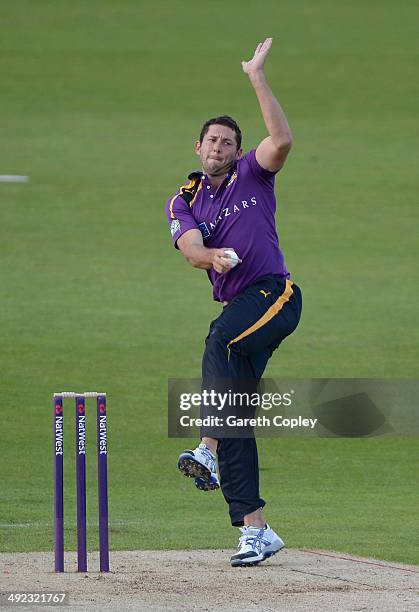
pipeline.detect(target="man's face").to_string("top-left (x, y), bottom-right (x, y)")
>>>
top-left (195, 124), bottom-right (242, 176)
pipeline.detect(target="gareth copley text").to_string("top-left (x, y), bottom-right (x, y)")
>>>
top-left (180, 414), bottom-right (318, 429)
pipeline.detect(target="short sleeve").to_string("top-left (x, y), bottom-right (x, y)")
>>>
top-left (165, 194), bottom-right (200, 249)
top-left (242, 148), bottom-right (276, 189)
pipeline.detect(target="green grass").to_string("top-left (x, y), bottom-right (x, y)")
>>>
top-left (1, 0), bottom-right (418, 565)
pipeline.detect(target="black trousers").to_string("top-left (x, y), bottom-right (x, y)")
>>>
top-left (201, 274), bottom-right (302, 526)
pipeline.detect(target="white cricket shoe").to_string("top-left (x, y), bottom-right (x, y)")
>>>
top-left (230, 524), bottom-right (285, 567)
top-left (177, 443), bottom-right (220, 491)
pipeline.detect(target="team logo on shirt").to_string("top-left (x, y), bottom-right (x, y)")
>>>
top-left (198, 222), bottom-right (210, 238)
top-left (170, 218), bottom-right (181, 236)
top-left (202, 196), bottom-right (258, 238)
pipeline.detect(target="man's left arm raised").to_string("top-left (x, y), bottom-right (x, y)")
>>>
top-left (242, 37), bottom-right (292, 173)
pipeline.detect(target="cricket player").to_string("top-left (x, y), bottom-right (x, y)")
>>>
top-left (165, 38), bottom-right (302, 566)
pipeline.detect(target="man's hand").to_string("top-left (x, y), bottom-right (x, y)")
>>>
top-left (177, 230), bottom-right (242, 273)
top-left (212, 248), bottom-right (242, 274)
top-left (242, 37), bottom-right (273, 76)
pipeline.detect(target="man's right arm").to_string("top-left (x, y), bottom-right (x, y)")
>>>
top-left (177, 229), bottom-right (239, 275)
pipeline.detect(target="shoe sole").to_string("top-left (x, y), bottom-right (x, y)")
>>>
top-left (178, 453), bottom-right (212, 481)
top-left (195, 475), bottom-right (220, 491)
top-left (230, 541), bottom-right (285, 567)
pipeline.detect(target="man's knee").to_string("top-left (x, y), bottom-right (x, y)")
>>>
top-left (205, 325), bottom-right (231, 352)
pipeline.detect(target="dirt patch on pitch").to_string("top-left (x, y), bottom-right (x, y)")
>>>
top-left (0, 549), bottom-right (418, 611)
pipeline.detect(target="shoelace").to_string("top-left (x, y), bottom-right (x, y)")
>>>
top-left (199, 446), bottom-right (216, 470)
top-left (238, 528), bottom-right (271, 554)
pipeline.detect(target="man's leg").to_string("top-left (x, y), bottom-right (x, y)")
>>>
top-left (178, 275), bottom-right (302, 563)
top-left (201, 324), bottom-right (287, 568)
top-left (200, 277), bottom-right (302, 526)
top-left (201, 330), bottom-right (269, 525)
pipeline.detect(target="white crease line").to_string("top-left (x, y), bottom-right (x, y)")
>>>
top-left (0, 175), bottom-right (29, 183)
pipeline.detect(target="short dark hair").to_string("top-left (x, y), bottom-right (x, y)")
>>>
top-left (199, 115), bottom-right (242, 150)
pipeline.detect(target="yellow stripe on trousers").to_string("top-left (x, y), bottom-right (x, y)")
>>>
top-left (227, 279), bottom-right (294, 348)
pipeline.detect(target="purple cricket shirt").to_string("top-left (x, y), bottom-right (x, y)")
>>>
top-left (165, 149), bottom-right (290, 303)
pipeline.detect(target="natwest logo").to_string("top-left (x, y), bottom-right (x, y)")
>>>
top-left (77, 415), bottom-right (86, 454)
top-left (98, 415), bottom-right (107, 454)
top-left (55, 416), bottom-right (63, 455)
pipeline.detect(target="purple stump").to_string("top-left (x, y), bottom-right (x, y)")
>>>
top-left (54, 395), bottom-right (64, 572)
top-left (97, 394), bottom-right (109, 572)
top-left (75, 395), bottom-right (87, 572)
